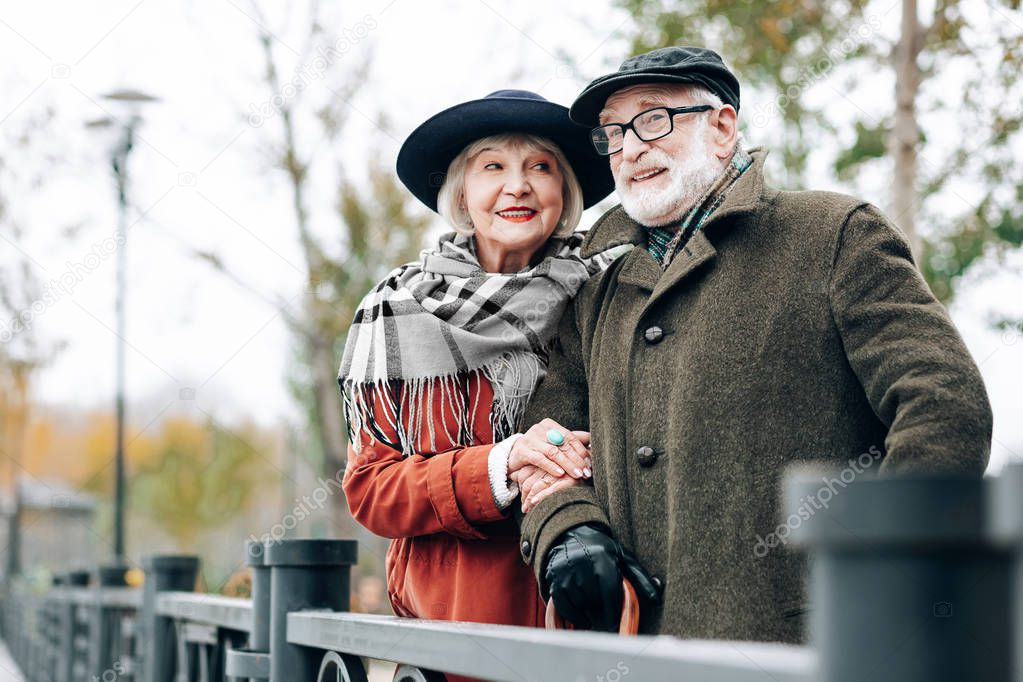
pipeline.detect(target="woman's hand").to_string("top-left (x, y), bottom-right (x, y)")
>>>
top-left (508, 419), bottom-right (591, 480)
top-left (514, 465), bottom-right (582, 513)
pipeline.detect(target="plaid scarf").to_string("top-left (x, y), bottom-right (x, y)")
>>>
top-left (339, 231), bottom-right (614, 456)
top-left (647, 146), bottom-right (753, 267)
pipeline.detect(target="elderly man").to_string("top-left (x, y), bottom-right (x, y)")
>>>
top-left (515, 46), bottom-right (992, 643)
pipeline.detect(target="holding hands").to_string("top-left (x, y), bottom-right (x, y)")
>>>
top-left (507, 418), bottom-right (592, 512)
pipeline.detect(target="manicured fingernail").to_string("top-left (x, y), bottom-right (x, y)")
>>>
top-left (574, 468), bottom-right (582, 477)
top-left (554, 467), bottom-right (564, 476)
top-left (584, 467), bottom-right (591, 477)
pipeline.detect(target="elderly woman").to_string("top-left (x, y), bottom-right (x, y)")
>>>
top-left (339, 90), bottom-right (614, 634)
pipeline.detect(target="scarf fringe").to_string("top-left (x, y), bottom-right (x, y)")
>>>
top-left (342, 349), bottom-right (548, 458)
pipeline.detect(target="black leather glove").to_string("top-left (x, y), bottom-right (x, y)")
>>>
top-left (543, 523), bottom-right (661, 632)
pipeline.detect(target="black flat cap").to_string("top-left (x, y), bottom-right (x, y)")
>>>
top-left (570, 46), bottom-right (740, 127)
top-left (396, 90), bottom-right (614, 213)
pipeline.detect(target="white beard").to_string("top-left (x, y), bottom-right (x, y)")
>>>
top-left (614, 131), bottom-right (723, 227)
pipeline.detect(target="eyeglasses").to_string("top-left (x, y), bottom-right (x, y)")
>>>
top-left (590, 105), bottom-right (714, 156)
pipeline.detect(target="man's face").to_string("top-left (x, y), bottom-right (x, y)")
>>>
top-left (599, 84), bottom-right (730, 227)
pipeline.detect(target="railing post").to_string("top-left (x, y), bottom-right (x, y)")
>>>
top-left (265, 539), bottom-right (357, 682)
top-left (249, 540), bottom-right (271, 654)
top-left (140, 555), bottom-right (199, 682)
top-left (225, 541), bottom-right (272, 681)
top-left (57, 570), bottom-right (90, 682)
top-left (989, 463), bottom-right (1023, 681)
top-left (90, 563), bottom-right (128, 679)
top-left (39, 584), bottom-right (59, 682)
top-left (785, 469), bottom-right (1011, 682)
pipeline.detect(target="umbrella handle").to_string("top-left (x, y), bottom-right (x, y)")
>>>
top-left (545, 578), bottom-right (640, 635)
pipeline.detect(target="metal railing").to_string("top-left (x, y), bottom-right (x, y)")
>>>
top-left (4, 465), bottom-right (1023, 682)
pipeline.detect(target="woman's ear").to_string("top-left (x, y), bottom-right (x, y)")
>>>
top-left (711, 105), bottom-right (739, 159)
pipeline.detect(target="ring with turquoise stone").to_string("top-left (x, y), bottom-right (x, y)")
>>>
top-left (546, 428), bottom-right (565, 446)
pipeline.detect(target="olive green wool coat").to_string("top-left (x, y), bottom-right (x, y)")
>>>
top-left (518, 149), bottom-right (992, 644)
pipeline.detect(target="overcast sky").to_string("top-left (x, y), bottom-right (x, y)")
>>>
top-left (2, 0), bottom-right (1021, 473)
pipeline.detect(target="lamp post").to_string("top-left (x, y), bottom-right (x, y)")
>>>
top-left (85, 88), bottom-right (159, 562)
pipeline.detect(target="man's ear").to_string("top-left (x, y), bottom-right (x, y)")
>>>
top-left (711, 105), bottom-right (739, 159)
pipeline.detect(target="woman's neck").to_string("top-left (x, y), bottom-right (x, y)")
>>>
top-left (477, 249), bottom-right (531, 273)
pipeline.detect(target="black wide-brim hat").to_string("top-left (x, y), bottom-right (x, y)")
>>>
top-left (396, 89), bottom-right (614, 213)
top-left (570, 46), bottom-right (741, 127)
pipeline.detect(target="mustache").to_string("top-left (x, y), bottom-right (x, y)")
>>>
top-left (615, 149), bottom-right (675, 183)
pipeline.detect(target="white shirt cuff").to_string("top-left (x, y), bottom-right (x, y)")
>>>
top-left (488, 434), bottom-right (523, 510)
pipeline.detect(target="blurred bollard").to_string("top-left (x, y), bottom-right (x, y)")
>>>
top-left (248, 540), bottom-right (271, 654)
top-left (265, 539), bottom-right (357, 682)
top-left (57, 570), bottom-right (89, 682)
top-left (91, 563), bottom-right (129, 679)
top-left (140, 555), bottom-right (199, 682)
top-left (785, 469), bottom-right (1011, 682)
top-left (988, 463), bottom-right (1023, 682)
top-left (226, 541), bottom-right (272, 681)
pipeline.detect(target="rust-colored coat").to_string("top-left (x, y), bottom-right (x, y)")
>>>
top-left (343, 373), bottom-right (546, 632)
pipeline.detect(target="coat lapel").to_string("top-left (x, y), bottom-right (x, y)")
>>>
top-left (648, 230), bottom-right (717, 306)
top-left (581, 148), bottom-right (770, 304)
top-left (616, 247), bottom-right (662, 291)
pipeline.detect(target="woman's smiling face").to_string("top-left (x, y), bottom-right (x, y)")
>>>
top-left (463, 139), bottom-right (565, 272)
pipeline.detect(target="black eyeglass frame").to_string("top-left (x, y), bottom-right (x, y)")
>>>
top-left (590, 105), bottom-right (714, 156)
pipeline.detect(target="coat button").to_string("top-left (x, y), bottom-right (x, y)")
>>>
top-left (637, 446), bottom-right (658, 467)
top-left (521, 540), bottom-right (531, 558)
top-left (643, 326), bottom-right (664, 344)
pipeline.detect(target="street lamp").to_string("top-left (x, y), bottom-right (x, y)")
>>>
top-left (86, 88), bottom-right (159, 563)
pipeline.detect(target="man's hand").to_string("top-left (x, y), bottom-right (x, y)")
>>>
top-left (508, 419), bottom-right (591, 481)
top-left (543, 523), bottom-right (661, 632)
top-left (514, 465), bottom-right (583, 513)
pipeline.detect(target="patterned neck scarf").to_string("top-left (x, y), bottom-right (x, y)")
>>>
top-left (338, 231), bottom-right (615, 456)
top-left (646, 146), bottom-right (753, 267)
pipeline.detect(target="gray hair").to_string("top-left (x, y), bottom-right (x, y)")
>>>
top-left (436, 133), bottom-right (584, 238)
top-left (679, 83), bottom-right (725, 110)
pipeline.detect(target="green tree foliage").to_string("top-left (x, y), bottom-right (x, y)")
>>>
top-left (241, 2), bottom-right (433, 548)
top-left (286, 151), bottom-right (432, 471)
top-left (619, 0), bottom-right (873, 186)
top-left (1, 108), bottom-right (68, 485)
top-left (617, 0), bottom-right (1023, 304)
top-left (129, 416), bottom-right (276, 547)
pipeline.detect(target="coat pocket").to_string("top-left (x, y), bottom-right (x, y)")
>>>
top-left (782, 603), bottom-right (810, 620)
top-left (778, 598), bottom-right (810, 645)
